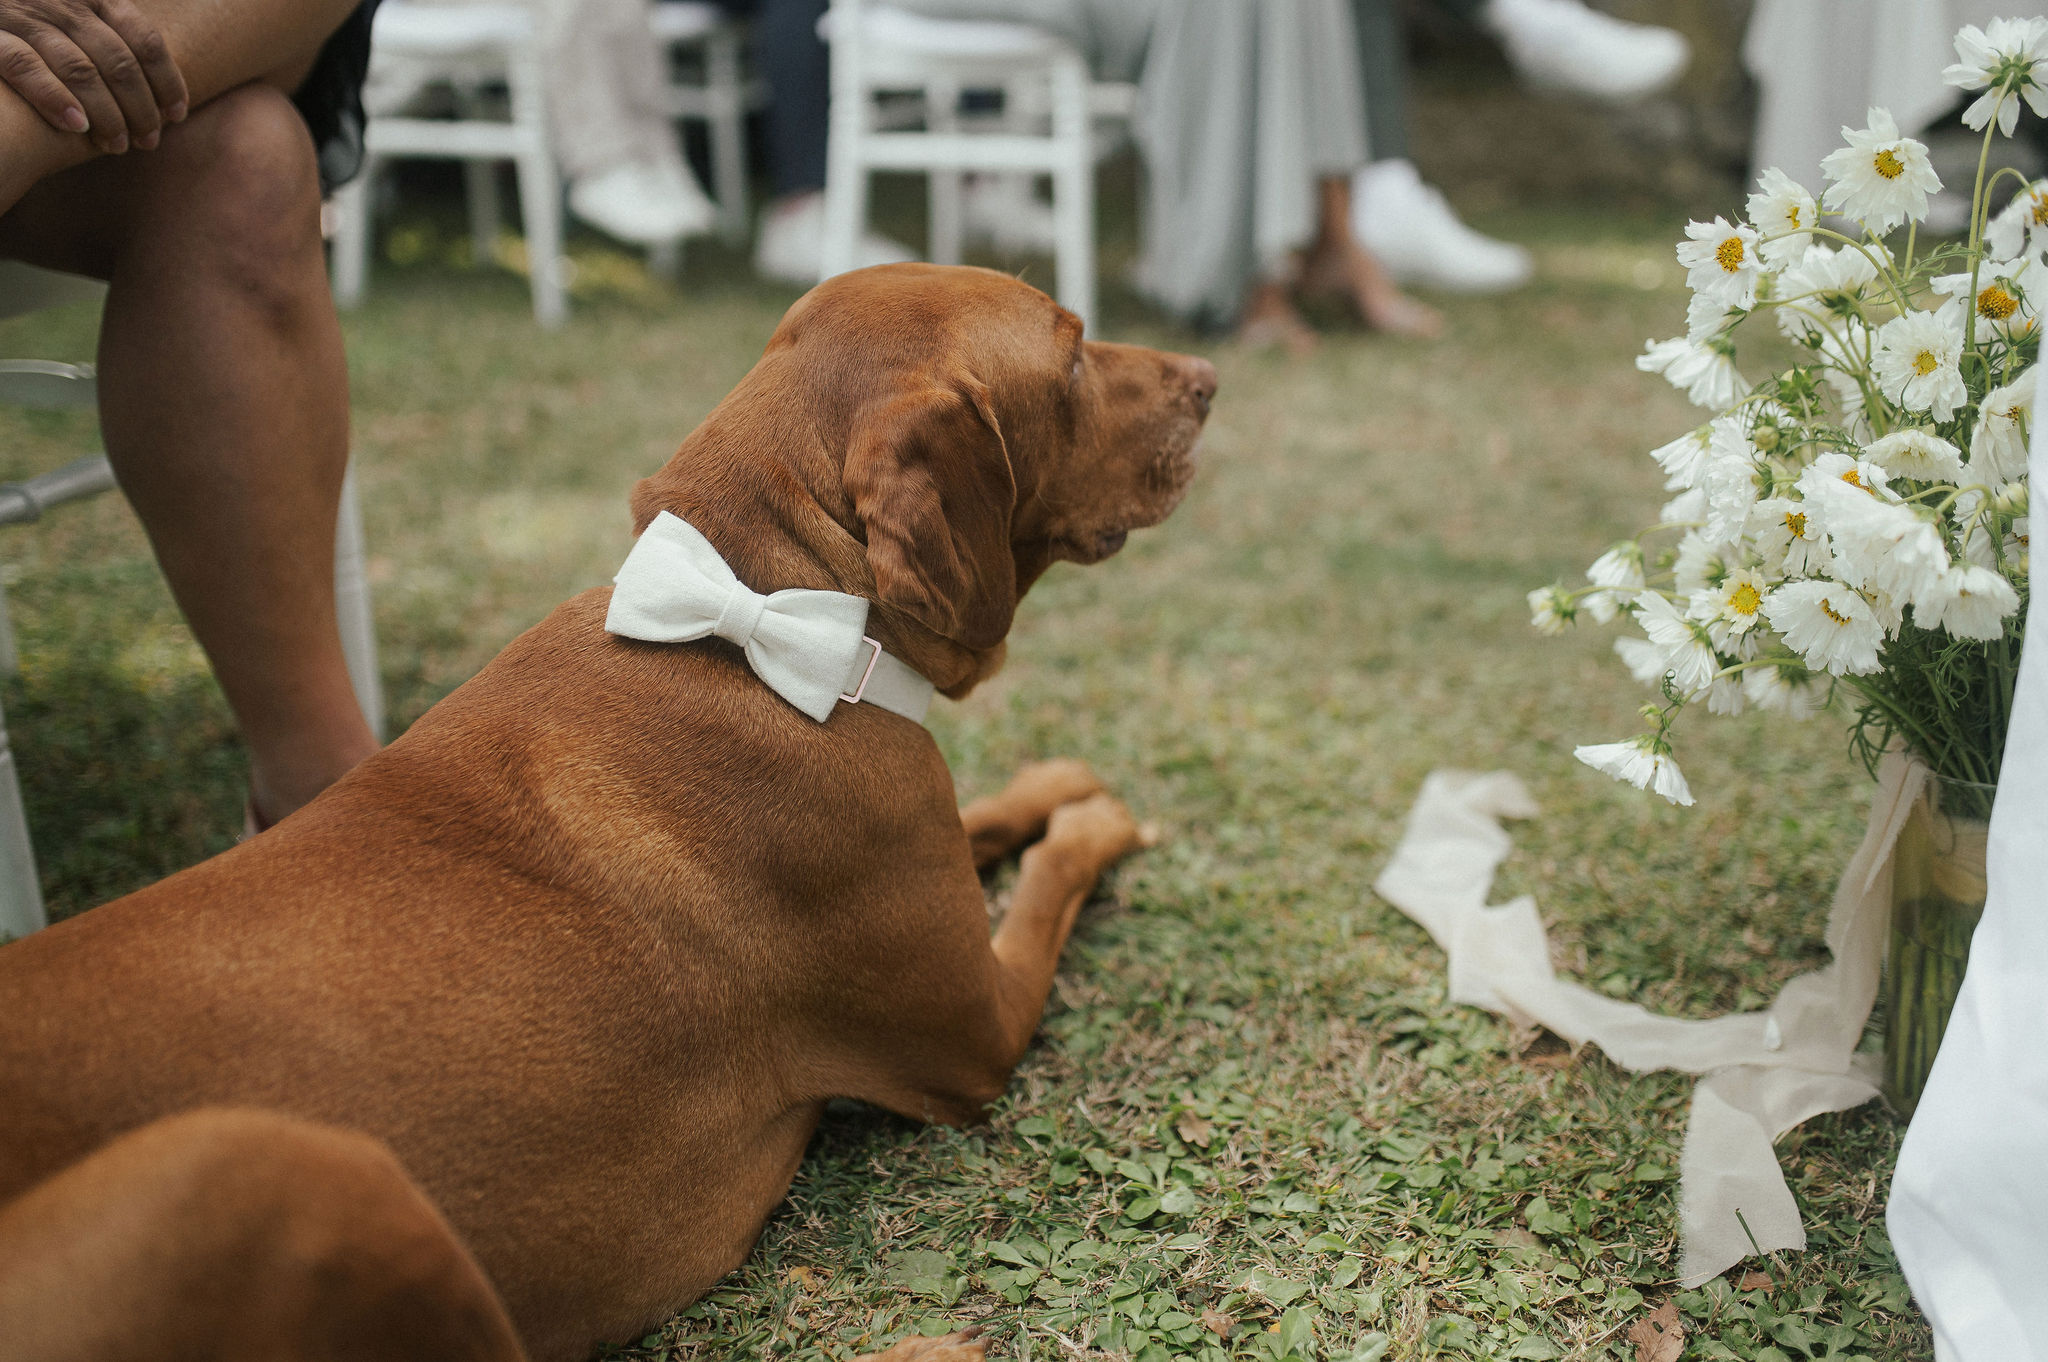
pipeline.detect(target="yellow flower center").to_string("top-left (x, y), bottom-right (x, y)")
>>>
top-left (2032, 193), bottom-right (2048, 227)
top-left (1979, 285), bottom-right (2019, 321)
top-left (1788, 206), bottom-right (1802, 229)
top-left (1913, 349), bottom-right (1940, 376)
top-left (1715, 237), bottom-right (1746, 273)
top-left (1874, 148), bottom-right (1905, 180)
top-left (1820, 597), bottom-right (1853, 625)
top-left (1784, 510), bottom-right (1808, 537)
top-left (1729, 582), bottom-right (1763, 616)
top-left (1841, 469), bottom-right (1865, 488)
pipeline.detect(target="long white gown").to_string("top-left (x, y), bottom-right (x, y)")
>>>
top-left (1885, 368), bottom-right (2048, 1358)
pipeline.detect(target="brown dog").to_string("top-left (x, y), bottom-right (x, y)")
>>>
top-left (0, 264), bottom-right (1216, 1362)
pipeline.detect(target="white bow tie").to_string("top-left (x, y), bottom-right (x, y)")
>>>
top-left (605, 512), bottom-right (934, 724)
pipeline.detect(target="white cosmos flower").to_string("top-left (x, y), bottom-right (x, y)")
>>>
top-left (1700, 417), bottom-right (1764, 543)
top-left (1932, 255), bottom-right (2040, 331)
top-left (1821, 108), bottom-right (1942, 231)
top-left (1686, 288), bottom-right (1748, 343)
top-left (1972, 372), bottom-right (2034, 482)
top-left (1872, 302), bottom-right (1968, 421)
top-left (1528, 584), bottom-right (1573, 635)
top-left (1677, 216), bottom-right (1763, 308)
top-left (1576, 738), bottom-right (1695, 806)
top-left (1824, 495), bottom-right (1950, 602)
top-left (1747, 167), bottom-right (1818, 265)
top-left (1944, 18), bottom-right (2048, 136)
top-left (1915, 563), bottom-right (2022, 640)
top-left (1743, 660), bottom-right (1831, 718)
top-left (1638, 336), bottom-right (1747, 409)
top-left (1584, 543), bottom-right (1645, 624)
top-left (1614, 633), bottom-right (1668, 687)
top-left (1662, 486), bottom-right (1708, 526)
top-left (1651, 427), bottom-right (1714, 491)
top-left (1751, 496), bottom-right (1833, 577)
top-left (1688, 567), bottom-right (1772, 648)
top-left (1797, 450), bottom-right (1894, 505)
top-left (1862, 429), bottom-right (1966, 483)
top-left (1986, 181), bottom-right (2048, 259)
top-left (1673, 529), bottom-right (1733, 596)
top-left (1775, 242), bottom-right (1886, 337)
top-left (1765, 580), bottom-right (1886, 676)
top-left (1634, 592), bottom-right (1721, 695)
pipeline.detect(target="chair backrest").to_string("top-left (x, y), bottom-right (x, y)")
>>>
top-left (0, 262), bottom-right (105, 323)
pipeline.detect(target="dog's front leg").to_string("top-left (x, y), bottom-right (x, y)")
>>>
top-left (983, 792), bottom-right (1153, 1066)
top-left (958, 759), bottom-right (1109, 870)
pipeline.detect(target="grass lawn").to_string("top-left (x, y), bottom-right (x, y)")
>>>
top-left (0, 180), bottom-right (1928, 1359)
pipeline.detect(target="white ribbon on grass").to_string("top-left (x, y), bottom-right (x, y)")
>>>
top-left (1374, 754), bottom-right (1923, 1286)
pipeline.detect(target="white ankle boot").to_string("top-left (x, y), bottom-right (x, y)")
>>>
top-left (1352, 160), bottom-right (1533, 294)
top-left (1484, 0), bottom-right (1690, 102)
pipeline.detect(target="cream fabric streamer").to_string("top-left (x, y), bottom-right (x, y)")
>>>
top-left (1374, 756), bottom-right (1925, 1286)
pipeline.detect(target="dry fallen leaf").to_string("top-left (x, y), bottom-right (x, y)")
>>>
top-left (1737, 1270), bottom-right (1773, 1292)
top-left (1493, 1227), bottom-right (1542, 1251)
top-left (1627, 1303), bottom-right (1685, 1362)
top-left (1177, 1115), bottom-right (1215, 1147)
top-left (1200, 1309), bottom-right (1235, 1339)
top-left (782, 1266), bottom-right (827, 1292)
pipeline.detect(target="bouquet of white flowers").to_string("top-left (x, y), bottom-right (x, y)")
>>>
top-left (1533, 19), bottom-right (2038, 820)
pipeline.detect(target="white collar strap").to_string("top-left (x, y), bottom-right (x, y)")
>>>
top-left (606, 512), bottom-right (935, 725)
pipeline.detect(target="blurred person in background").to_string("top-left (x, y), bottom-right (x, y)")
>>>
top-left (1348, 0), bottom-right (1690, 294)
top-left (882, 0), bottom-right (1441, 350)
top-left (0, 0), bottom-right (385, 829)
top-left (373, 0), bottom-right (718, 245)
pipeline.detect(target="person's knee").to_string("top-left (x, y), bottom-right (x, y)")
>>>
top-left (130, 85), bottom-right (327, 313)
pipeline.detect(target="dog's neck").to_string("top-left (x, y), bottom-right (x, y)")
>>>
top-left (627, 430), bottom-right (1009, 701)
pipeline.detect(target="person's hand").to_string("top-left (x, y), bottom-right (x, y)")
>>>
top-left (0, 0), bottom-right (186, 153)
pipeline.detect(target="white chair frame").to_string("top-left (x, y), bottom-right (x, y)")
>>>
top-left (820, 0), bottom-right (1135, 335)
top-left (652, 1), bottom-right (769, 249)
top-left (329, 3), bottom-right (568, 328)
top-left (0, 263), bottom-right (383, 938)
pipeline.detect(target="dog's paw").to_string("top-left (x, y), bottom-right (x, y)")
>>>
top-left (1044, 792), bottom-right (1151, 867)
top-left (1001, 759), bottom-right (1106, 817)
top-left (856, 1327), bottom-right (987, 1360)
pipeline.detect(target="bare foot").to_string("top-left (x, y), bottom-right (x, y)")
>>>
top-left (858, 1327), bottom-right (987, 1360)
top-left (1235, 280), bottom-right (1320, 356)
top-left (1298, 238), bottom-right (1443, 340)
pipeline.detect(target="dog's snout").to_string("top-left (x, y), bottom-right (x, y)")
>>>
top-left (1176, 356), bottom-right (1219, 418)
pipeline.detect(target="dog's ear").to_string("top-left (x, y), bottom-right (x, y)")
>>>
top-left (843, 379), bottom-right (1017, 650)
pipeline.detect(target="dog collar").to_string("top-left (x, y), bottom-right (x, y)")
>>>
top-left (606, 512), bottom-right (935, 725)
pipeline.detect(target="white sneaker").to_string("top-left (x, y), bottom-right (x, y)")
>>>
top-left (962, 174), bottom-right (1057, 254)
top-left (569, 157), bottom-right (716, 245)
top-left (752, 191), bottom-right (916, 286)
top-left (1484, 0), bottom-right (1690, 102)
top-left (1352, 159), bottom-right (1534, 294)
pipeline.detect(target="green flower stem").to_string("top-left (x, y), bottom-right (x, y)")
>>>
top-left (1964, 114), bottom-right (2003, 356)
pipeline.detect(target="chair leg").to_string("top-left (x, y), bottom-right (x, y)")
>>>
top-left (927, 76), bottom-right (963, 268)
top-left (463, 160), bottom-right (502, 267)
top-left (333, 464), bottom-right (383, 740)
top-left (329, 165), bottom-right (375, 310)
top-left (820, 102), bottom-right (868, 283)
top-left (705, 26), bottom-right (751, 247)
top-left (508, 44), bottom-right (569, 328)
top-left (0, 696), bottom-right (47, 940)
top-left (1049, 55), bottom-right (1096, 335)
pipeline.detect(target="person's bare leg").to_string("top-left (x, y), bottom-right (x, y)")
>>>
top-left (1299, 176), bottom-right (1442, 339)
top-left (1235, 277), bottom-right (1320, 357)
top-left (0, 0), bottom-right (360, 214)
top-left (0, 85), bottom-right (377, 822)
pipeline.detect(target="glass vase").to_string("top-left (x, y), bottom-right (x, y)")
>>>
top-left (1882, 776), bottom-right (1992, 1120)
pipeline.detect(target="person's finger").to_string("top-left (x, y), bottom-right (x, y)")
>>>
top-left (63, 10), bottom-right (160, 148)
top-left (96, 0), bottom-right (185, 124)
top-left (0, 29), bottom-right (91, 133)
top-left (24, 27), bottom-right (127, 151)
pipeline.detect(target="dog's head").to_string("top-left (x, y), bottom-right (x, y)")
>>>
top-left (631, 264), bottom-right (1215, 691)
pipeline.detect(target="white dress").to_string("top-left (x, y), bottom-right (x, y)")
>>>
top-left (1885, 366), bottom-right (2048, 1358)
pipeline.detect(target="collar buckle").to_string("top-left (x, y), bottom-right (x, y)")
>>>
top-left (839, 635), bottom-right (884, 704)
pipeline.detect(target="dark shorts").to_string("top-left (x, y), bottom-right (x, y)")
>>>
top-left (292, 0), bottom-right (382, 192)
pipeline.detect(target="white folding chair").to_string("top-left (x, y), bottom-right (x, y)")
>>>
top-left (819, 0), bottom-right (1136, 335)
top-left (651, 1), bottom-right (768, 248)
top-left (329, 2), bottom-right (569, 328)
top-left (0, 262), bottom-right (384, 938)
